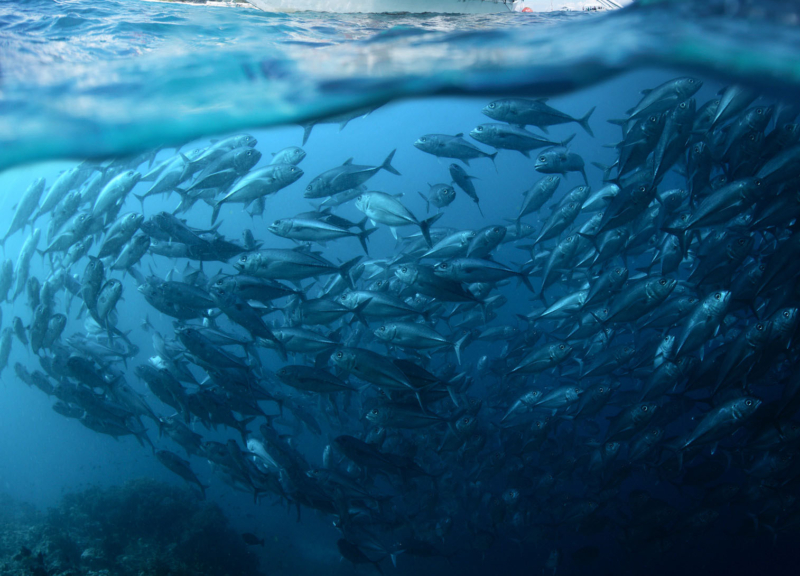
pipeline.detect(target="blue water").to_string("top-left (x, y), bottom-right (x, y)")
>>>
top-left (1, 0), bottom-right (799, 170)
top-left (1, 1), bottom-right (800, 575)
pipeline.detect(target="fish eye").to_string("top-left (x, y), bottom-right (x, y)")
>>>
top-left (746, 399), bottom-right (753, 406)
top-left (240, 256), bottom-right (247, 262)
top-left (371, 408), bottom-right (379, 415)
top-left (336, 352), bottom-right (343, 359)
top-left (306, 185), bottom-right (311, 191)
top-left (462, 417), bottom-right (470, 425)
top-left (420, 137), bottom-right (426, 142)
top-left (639, 186), bottom-right (646, 193)
top-left (539, 156), bottom-right (546, 162)
top-left (488, 103), bottom-right (495, 109)
top-left (694, 145), bottom-right (701, 152)
top-left (757, 324), bottom-right (763, 330)
top-left (476, 126), bottom-right (483, 132)
top-left (715, 293), bottom-right (721, 300)
top-left (440, 263), bottom-right (448, 269)
top-left (757, 108), bottom-right (763, 114)
top-left (379, 326), bottom-right (385, 331)
top-left (680, 103), bottom-right (686, 109)
top-left (559, 344), bottom-right (565, 350)
top-left (273, 220), bottom-right (280, 226)
top-left (760, 265), bottom-right (766, 271)
top-left (755, 179), bottom-right (762, 186)
top-left (569, 203), bottom-right (575, 209)
top-left (642, 405), bottom-right (648, 411)
top-left (401, 267), bottom-right (407, 273)
top-left (660, 279), bottom-right (666, 285)
top-left (784, 311), bottom-right (790, 318)
top-left (615, 268), bottom-right (621, 274)
top-left (598, 387), bottom-right (604, 393)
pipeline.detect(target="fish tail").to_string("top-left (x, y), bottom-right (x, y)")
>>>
top-left (301, 122), bottom-right (314, 146)
top-left (133, 193), bottom-right (147, 214)
top-left (351, 296), bottom-right (372, 327)
top-left (579, 106), bottom-right (596, 137)
top-left (338, 255), bottom-right (362, 288)
top-left (591, 161), bottom-right (615, 182)
top-left (419, 213), bottom-right (443, 247)
top-left (453, 332), bottom-right (469, 366)
top-left (519, 263), bottom-right (536, 295)
top-left (417, 191), bottom-right (430, 214)
top-left (560, 133), bottom-right (576, 147)
top-left (357, 228), bottom-right (377, 255)
top-left (210, 202), bottom-right (222, 226)
top-left (381, 149), bottom-right (401, 176)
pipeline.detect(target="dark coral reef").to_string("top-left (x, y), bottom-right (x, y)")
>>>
top-left (0, 480), bottom-right (262, 576)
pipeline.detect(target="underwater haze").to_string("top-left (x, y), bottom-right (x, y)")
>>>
top-left (1, 0), bottom-right (800, 575)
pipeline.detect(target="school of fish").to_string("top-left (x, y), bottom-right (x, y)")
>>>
top-left (3, 76), bottom-right (800, 572)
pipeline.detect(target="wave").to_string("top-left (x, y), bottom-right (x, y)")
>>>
top-left (0, 0), bottom-right (798, 170)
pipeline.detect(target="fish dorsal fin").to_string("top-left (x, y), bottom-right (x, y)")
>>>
top-left (271, 152), bottom-right (277, 157)
top-left (455, 133), bottom-right (464, 138)
top-left (342, 158), bottom-right (354, 166)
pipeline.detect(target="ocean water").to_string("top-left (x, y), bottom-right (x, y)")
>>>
top-left (0, 0), bottom-right (799, 575)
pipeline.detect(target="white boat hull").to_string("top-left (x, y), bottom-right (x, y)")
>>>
top-left (244, 0), bottom-right (514, 13)
top-left (243, 0), bottom-right (631, 13)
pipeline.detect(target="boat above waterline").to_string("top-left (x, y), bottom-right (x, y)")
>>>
top-left (242, 0), bottom-right (633, 14)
